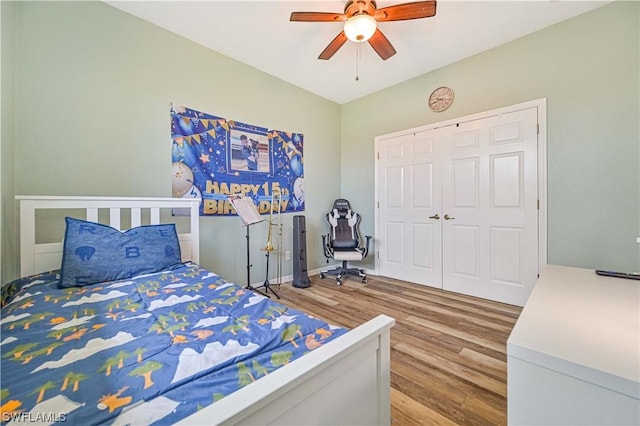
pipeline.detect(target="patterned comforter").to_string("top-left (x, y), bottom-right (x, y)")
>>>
top-left (0, 263), bottom-right (346, 425)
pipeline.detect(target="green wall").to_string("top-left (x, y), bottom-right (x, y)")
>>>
top-left (1, 0), bottom-right (18, 283)
top-left (5, 1), bottom-right (342, 284)
top-left (341, 1), bottom-right (640, 272)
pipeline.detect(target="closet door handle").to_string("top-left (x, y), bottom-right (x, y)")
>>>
top-left (444, 214), bottom-right (455, 220)
top-left (428, 214), bottom-right (440, 220)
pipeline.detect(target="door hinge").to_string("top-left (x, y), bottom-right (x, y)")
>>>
top-left (537, 124), bottom-right (540, 135)
top-left (377, 250), bottom-right (380, 259)
top-left (377, 152), bottom-right (380, 160)
top-left (537, 199), bottom-right (540, 210)
top-left (377, 201), bottom-right (379, 208)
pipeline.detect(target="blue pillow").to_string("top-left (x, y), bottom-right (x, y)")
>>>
top-left (59, 217), bottom-right (182, 288)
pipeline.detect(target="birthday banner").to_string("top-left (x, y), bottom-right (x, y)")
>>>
top-left (171, 105), bottom-right (305, 216)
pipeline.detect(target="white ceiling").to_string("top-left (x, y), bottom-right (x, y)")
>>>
top-left (105, 0), bottom-right (610, 104)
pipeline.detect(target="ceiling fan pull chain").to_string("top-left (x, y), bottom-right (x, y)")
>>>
top-left (355, 43), bottom-right (360, 81)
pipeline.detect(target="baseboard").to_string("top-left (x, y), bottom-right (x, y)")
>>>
top-left (249, 265), bottom-right (375, 288)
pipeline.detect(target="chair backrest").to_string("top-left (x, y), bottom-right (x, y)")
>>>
top-left (326, 199), bottom-right (362, 250)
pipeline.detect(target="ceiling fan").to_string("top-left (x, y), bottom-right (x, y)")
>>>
top-left (290, 1), bottom-right (437, 61)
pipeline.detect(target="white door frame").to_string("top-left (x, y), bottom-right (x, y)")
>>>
top-left (374, 98), bottom-right (548, 278)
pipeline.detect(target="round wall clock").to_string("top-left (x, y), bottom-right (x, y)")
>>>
top-left (428, 86), bottom-right (454, 112)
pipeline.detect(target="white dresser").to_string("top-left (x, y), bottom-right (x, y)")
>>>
top-left (507, 264), bottom-right (640, 425)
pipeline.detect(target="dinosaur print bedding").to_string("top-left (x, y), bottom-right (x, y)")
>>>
top-left (0, 262), bottom-right (346, 425)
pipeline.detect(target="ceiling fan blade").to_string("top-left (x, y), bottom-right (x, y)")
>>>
top-left (374, 1), bottom-right (437, 22)
top-left (290, 12), bottom-right (347, 22)
top-left (368, 29), bottom-right (397, 60)
top-left (318, 31), bottom-right (348, 60)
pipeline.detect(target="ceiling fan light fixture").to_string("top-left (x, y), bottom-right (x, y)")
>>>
top-left (344, 14), bottom-right (377, 42)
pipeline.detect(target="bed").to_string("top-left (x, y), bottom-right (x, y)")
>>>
top-left (1, 196), bottom-right (395, 425)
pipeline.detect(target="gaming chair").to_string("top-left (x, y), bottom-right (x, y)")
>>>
top-left (321, 199), bottom-right (371, 286)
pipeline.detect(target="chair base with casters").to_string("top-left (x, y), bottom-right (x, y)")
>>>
top-left (321, 234), bottom-right (371, 286)
top-left (320, 260), bottom-right (367, 286)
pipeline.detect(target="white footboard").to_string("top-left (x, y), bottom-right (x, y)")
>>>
top-left (179, 314), bottom-right (396, 426)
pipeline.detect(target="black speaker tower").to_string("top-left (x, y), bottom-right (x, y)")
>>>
top-left (292, 215), bottom-right (311, 288)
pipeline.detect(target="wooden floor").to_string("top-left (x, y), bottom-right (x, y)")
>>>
top-left (273, 273), bottom-right (522, 426)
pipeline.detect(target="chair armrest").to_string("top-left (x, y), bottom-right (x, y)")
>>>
top-left (362, 235), bottom-right (372, 259)
top-left (321, 234), bottom-right (333, 259)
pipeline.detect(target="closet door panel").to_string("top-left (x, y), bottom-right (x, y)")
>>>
top-left (451, 225), bottom-right (480, 278)
top-left (384, 166), bottom-right (404, 208)
top-left (384, 222), bottom-right (404, 265)
top-left (412, 223), bottom-right (434, 270)
top-left (378, 130), bottom-right (443, 287)
top-left (491, 152), bottom-right (524, 208)
top-left (412, 163), bottom-right (433, 208)
top-left (491, 226), bottom-right (524, 285)
top-left (443, 107), bottom-right (538, 306)
top-left (452, 157), bottom-right (479, 208)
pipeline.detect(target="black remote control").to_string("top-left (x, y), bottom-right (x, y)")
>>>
top-left (595, 270), bottom-right (640, 280)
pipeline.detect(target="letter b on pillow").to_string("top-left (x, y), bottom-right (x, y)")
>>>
top-left (59, 217), bottom-right (182, 288)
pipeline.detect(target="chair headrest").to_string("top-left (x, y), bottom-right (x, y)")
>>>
top-left (331, 198), bottom-right (352, 213)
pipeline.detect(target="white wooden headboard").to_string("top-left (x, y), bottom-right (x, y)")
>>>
top-left (16, 196), bottom-right (200, 277)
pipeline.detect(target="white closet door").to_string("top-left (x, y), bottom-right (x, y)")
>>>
top-left (441, 108), bottom-right (538, 306)
top-left (378, 129), bottom-right (444, 287)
